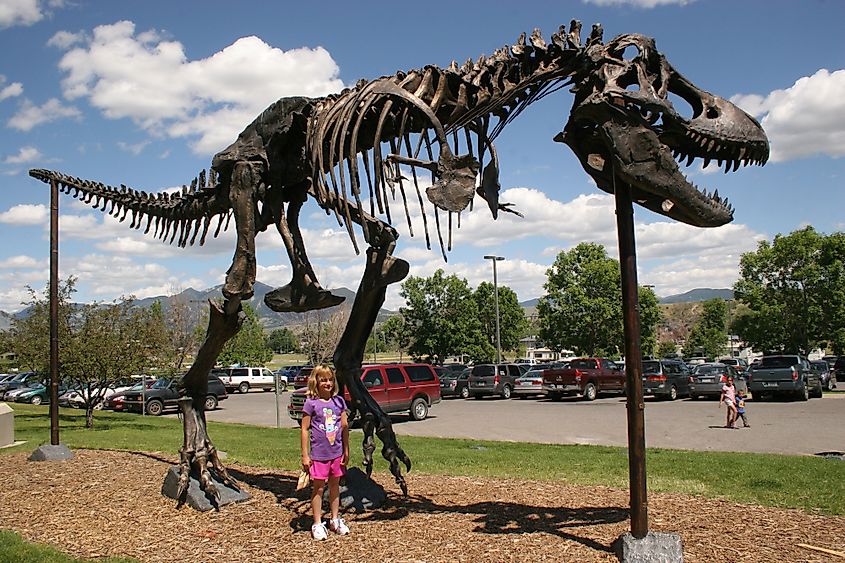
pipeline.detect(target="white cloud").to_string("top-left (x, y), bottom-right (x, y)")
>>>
top-left (0, 0), bottom-right (41, 28)
top-left (4, 145), bottom-right (42, 164)
top-left (0, 203), bottom-right (48, 224)
top-left (0, 76), bottom-right (23, 101)
top-left (582, 0), bottom-right (692, 7)
top-left (7, 97), bottom-right (80, 131)
top-left (0, 255), bottom-right (41, 269)
top-left (732, 69), bottom-right (845, 162)
top-left (54, 20), bottom-right (345, 155)
top-left (116, 140), bottom-right (149, 155)
top-left (0, 287), bottom-right (34, 312)
top-left (47, 29), bottom-right (84, 49)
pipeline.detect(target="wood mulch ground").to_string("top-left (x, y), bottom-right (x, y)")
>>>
top-left (1, 449), bottom-right (844, 562)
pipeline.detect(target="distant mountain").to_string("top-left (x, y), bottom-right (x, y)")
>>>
top-left (3, 282), bottom-right (393, 331)
top-left (518, 289), bottom-right (733, 310)
top-left (659, 288), bottom-right (734, 304)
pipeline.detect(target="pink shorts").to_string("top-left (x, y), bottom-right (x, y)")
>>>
top-left (310, 457), bottom-right (346, 481)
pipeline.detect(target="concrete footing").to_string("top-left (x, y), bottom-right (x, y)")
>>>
top-left (161, 465), bottom-right (251, 511)
top-left (28, 443), bottom-right (74, 461)
top-left (614, 531), bottom-right (684, 562)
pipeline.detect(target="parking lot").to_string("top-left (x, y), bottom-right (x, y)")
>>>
top-left (192, 389), bottom-right (845, 456)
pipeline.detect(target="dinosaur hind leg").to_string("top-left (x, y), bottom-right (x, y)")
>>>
top-left (264, 188), bottom-right (345, 313)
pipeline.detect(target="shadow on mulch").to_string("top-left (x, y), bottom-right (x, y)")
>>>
top-left (127, 451), bottom-right (627, 554)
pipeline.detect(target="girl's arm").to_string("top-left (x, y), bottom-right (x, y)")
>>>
top-left (341, 410), bottom-right (350, 465)
top-left (301, 414), bottom-right (312, 470)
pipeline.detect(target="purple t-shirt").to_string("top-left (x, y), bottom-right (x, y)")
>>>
top-left (303, 395), bottom-right (347, 461)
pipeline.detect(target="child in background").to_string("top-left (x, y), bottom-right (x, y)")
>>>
top-left (735, 389), bottom-right (750, 428)
top-left (301, 365), bottom-right (350, 540)
top-left (719, 375), bottom-right (738, 428)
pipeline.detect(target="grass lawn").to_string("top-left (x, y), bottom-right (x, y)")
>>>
top-left (4, 404), bottom-right (844, 516)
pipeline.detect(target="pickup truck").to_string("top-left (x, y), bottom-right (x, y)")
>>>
top-left (747, 354), bottom-right (823, 401)
top-left (213, 366), bottom-right (277, 393)
top-left (541, 358), bottom-right (625, 401)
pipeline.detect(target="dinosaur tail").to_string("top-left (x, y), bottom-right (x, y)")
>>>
top-left (28, 168), bottom-right (233, 247)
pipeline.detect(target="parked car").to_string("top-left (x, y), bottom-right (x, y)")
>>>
top-left (271, 369), bottom-right (290, 391)
top-left (122, 372), bottom-right (228, 415)
top-left (809, 360), bottom-right (834, 392)
top-left (467, 363), bottom-right (524, 399)
top-left (439, 367), bottom-right (471, 399)
top-left (717, 357), bottom-right (749, 376)
top-left (688, 363), bottom-right (745, 400)
top-left (288, 363), bottom-right (441, 422)
top-left (15, 382), bottom-right (70, 405)
top-left (833, 357), bottom-right (845, 387)
top-left (214, 366), bottom-right (276, 393)
top-left (641, 359), bottom-right (690, 400)
top-left (748, 355), bottom-right (822, 401)
top-left (292, 366), bottom-right (315, 389)
top-left (0, 372), bottom-right (43, 397)
top-left (58, 385), bottom-right (118, 409)
top-left (513, 366), bottom-right (553, 398)
top-left (541, 358), bottom-right (626, 401)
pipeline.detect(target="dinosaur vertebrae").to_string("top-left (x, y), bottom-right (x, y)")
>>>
top-left (29, 168), bottom-right (230, 248)
top-left (306, 21), bottom-right (593, 259)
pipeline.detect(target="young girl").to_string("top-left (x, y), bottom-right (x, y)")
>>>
top-left (719, 375), bottom-right (738, 429)
top-left (301, 365), bottom-right (350, 540)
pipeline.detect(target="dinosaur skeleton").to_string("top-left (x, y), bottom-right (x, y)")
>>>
top-left (29, 21), bottom-right (768, 504)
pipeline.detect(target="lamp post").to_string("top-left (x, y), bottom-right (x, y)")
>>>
top-left (483, 255), bottom-right (505, 365)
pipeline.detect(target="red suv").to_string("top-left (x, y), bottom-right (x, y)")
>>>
top-left (288, 363), bottom-right (441, 422)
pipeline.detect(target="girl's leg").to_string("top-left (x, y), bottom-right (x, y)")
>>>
top-left (311, 479), bottom-right (326, 524)
top-left (328, 475), bottom-right (341, 521)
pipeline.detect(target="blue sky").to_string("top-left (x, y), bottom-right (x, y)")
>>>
top-left (0, 0), bottom-right (842, 312)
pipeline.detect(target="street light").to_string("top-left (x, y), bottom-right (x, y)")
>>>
top-left (483, 255), bottom-right (505, 366)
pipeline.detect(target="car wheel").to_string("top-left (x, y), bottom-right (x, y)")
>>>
top-left (238, 382), bottom-right (250, 394)
top-left (146, 399), bottom-right (164, 416)
top-left (798, 382), bottom-right (809, 401)
top-left (93, 400), bottom-right (104, 410)
top-left (582, 382), bottom-right (597, 401)
top-left (459, 386), bottom-right (469, 399)
top-left (501, 385), bottom-right (512, 399)
top-left (205, 395), bottom-right (218, 410)
top-left (668, 385), bottom-right (678, 401)
top-left (30, 395), bottom-right (43, 405)
top-left (813, 380), bottom-right (824, 398)
top-left (410, 398), bottom-right (428, 421)
top-left (280, 382), bottom-right (288, 393)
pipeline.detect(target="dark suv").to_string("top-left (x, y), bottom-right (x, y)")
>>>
top-left (122, 372), bottom-right (228, 415)
top-left (641, 359), bottom-right (690, 400)
top-left (467, 363), bottom-right (523, 399)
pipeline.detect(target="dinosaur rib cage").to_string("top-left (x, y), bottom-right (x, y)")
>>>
top-left (28, 168), bottom-right (230, 248)
top-left (307, 25), bottom-right (583, 260)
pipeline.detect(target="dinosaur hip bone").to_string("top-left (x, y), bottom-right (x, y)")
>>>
top-left (264, 283), bottom-right (345, 313)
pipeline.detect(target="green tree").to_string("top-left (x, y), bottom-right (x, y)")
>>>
top-left (10, 277), bottom-right (77, 372)
top-left (656, 340), bottom-right (678, 358)
top-left (733, 227), bottom-right (845, 355)
top-left (537, 243), bottom-right (659, 357)
top-left (399, 269), bottom-right (490, 364)
top-left (473, 281), bottom-right (527, 360)
top-left (217, 303), bottom-right (273, 366)
top-left (683, 299), bottom-right (728, 359)
top-left (268, 327), bottom-right (297, 353)
top-left (62, 299), bottom-right (154, 427)
top-left (380, 314), bottom-right (410, 361)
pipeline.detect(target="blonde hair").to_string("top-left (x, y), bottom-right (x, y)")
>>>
top-left (306, 365), bottom-right (339, 398)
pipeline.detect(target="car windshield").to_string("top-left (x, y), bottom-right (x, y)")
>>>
top-left (759, 357), bottom-right (797, 369)
top-left (151, 378), bottom-right (172, 389)
top-left (642, 361), bottom-right (661, 375)
top-left (693, 365), bottom-right (724, 375)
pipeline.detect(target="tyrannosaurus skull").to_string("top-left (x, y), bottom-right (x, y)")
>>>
top-left (557, 33), bottom-right (769, 227)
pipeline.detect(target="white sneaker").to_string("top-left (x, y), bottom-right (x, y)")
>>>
top-left (329, 517), bottom-right (349, 535)
top-left (311, 522), bottom-right (328, 541)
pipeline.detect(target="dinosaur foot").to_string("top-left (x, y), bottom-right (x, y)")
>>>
top-left (264, 283), bottom-right (345, 313)
top-left (169, 397), bottom-right (244, 510)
